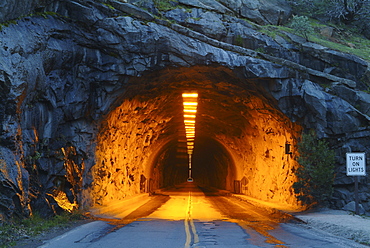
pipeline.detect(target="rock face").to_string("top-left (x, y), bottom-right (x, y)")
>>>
top-left (0, 0), bottom-right (369, 218)
top-left (0, 0), bottom-right (43, 23)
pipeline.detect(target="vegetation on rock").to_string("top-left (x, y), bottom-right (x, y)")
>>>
top-left (293, 130), bottom-right (336, 207)
top-left (0, 211), bottom-right (86, 247)
top-left (288, 0), bottom-right (370, 38)
top-left (290, 15), bottom-right (314, 40)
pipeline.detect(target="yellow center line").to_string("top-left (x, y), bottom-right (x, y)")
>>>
top-left (184, 191), bottom-right (199, 248)
top-left (190, 218), bottom-right (199, 244)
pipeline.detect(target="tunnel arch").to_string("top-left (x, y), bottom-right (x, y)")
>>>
top-left (149, 135), bottom-right (238, 191)
top-left (91, 65), bottom-right (302, 209)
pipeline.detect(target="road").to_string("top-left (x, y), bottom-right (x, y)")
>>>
top-left (40, 183), bottom-right (366, 248)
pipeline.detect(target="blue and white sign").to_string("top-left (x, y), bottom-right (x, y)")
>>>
top-left (346, 153), bottom-right (366, 176)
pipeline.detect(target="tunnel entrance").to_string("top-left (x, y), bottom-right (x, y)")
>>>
top-left (91, 66), bottom-right (302, 209)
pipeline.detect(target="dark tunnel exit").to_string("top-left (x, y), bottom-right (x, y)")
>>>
top-left (155, 136), bottom-right (234, 190)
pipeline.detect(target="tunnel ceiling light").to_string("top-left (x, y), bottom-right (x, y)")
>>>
top-left (184, 109), bottom-right (197, 113)
top-left (182, 92), bottom-right (198, 162)
top-left (185, 129), bottom-right (195, 132)
top-left (182, 93), bottom-right (198, 98)
top-left (183, 102), bottom-right (198, 106)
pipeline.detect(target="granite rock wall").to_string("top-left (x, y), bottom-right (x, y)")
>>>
top-left (0, 0), bottom-right (369, 218)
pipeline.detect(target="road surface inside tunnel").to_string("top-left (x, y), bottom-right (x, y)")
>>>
top-left (41, 183), bottom-right (365, 248)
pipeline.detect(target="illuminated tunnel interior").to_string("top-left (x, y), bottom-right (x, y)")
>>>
top-left (91, 66), bottom-right (302, 208)
top-left (155, 136), bottom-right (233, 190)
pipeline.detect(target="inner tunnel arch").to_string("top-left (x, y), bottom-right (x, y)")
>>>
top-left (91, 65), bottom-right (302, 209)
top-left (150, 136), bottom-right (238, 191)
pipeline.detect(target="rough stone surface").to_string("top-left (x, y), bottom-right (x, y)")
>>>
top-left (0, 0), bottom-right (369, 218)
top-left (218, 0), bottom-right (292, 25)
top-left (0, 0), bottom-right (34, 22)
top-left (342, 201), bottom-right (366, 215)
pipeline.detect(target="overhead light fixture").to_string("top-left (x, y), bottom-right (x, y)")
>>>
top-left (182, 92), bottom-right (198, 181)
top-left (184, 109), bottom-right (197, 113)
top-left (182, 93), bottom-right (198, 98)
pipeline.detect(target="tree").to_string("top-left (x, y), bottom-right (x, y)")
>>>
top-left (287, 0), bottom-right (370, 38)
top-left (327, 0), bottom-right (370, 24)
top-left (293, 130), bottom-right (336, 207)
top-left (290, 15), bottom-right (314, 41)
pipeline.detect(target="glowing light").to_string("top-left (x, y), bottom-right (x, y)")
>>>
top-left (183, 102), bottom-right (198, 106)
top-left (48, 190), bottom-right (77, 213)
top-left (182, 92), bottom-right (198, 178)
top-left (184, 109), bottom-right (197, 113)
top-left (186, 130), bottom-right (195, 133)
top-left (182, 93), bottom-right (198, 98)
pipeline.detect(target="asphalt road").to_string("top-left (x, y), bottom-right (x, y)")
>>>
top-left (40, 183), bottom-right (367, 248)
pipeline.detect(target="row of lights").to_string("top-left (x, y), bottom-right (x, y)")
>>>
top-left (182, 92), bottom-right (198, 181)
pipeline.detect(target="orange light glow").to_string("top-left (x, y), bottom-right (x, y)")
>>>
top-left (182, 92), bottom-right (198, 175)
top-left (182, 93), bottom-right (199, 98)
top-left (48, 191), bottom-right (77, 213)
top-left (184, 109), bottom-right (197, 113)
top-left (183, 102), bottom-right (198, 106)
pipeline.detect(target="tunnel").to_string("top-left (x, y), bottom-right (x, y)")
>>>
top-left (90, 66), bottom-right (302, 208)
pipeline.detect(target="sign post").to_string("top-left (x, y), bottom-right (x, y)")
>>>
top-left (346, 152), bottom-right (366, 215)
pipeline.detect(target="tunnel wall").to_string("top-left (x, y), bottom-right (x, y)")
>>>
top-left (210, 95), bottom-right (302, 206)
top-left (92, 98), bottom-right (172, 205)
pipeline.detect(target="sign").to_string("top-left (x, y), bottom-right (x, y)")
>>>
top-left (346, 153), bottom-right (366, 176)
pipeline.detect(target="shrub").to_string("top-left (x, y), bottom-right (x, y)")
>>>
top-left (290, 15), bottom-right (314, 41)
top-left (287, 0), bottom-right (370, 38)
top-left (293, 130), bottom-right (336, 207)
top-left (327, 0), bottom-right (370, 24)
